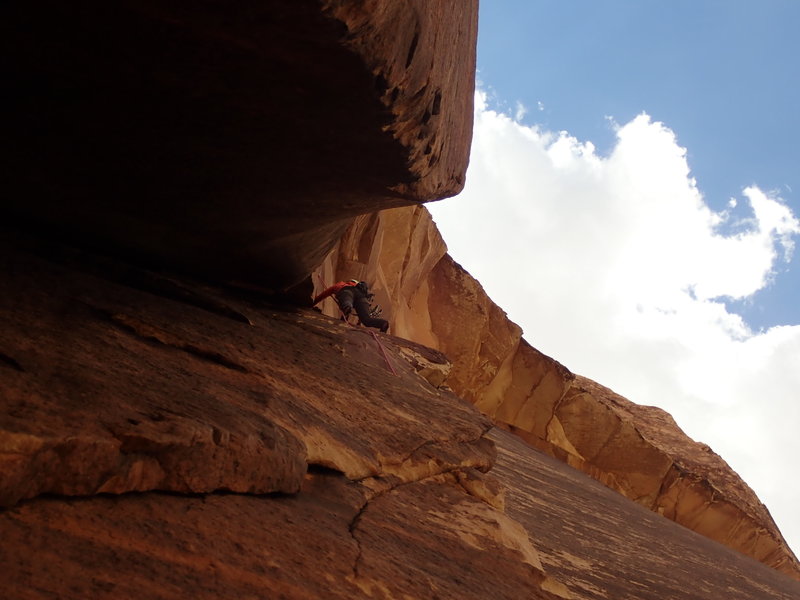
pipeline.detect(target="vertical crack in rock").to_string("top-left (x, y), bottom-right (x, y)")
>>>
top-left (346, 468), bottom-right (468, 580)
top-left (346, 464), bottom-right (571, 599)
top-left (405, 30), bottom-right (420, 68)
top-left (347, 496), bottom-right (369, 579)
top-left (347, 423), bottom-right (498, 580)
top-left (542, 387), bottom-right (571, 448)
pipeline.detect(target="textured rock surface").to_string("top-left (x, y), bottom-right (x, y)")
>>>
top-left (0, 235), bottom-right (569, 599)
top-left (512, 375), bottom-right (800, 578)
top-left (0, 236), bottom-right (568, 600)
top-left (313, 204), bottom-right (800, 579)
top-left (490, 427), bottom-right (800, 600)
top-left (4, 0), bottom-right (799, 593)
top-left (0, 233), bottom-right (496, 504)
top-left (323, 0), bottom-right (478, 202)
top-left (5, 235), bottom-right (799, 598)
top-left (4, 0), bottom-right (477, 289)
top-left (1, 471), bottom-right (571, 600)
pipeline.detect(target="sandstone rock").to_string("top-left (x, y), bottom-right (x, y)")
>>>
top-left (323, 0), bottom-right (478, 201)
top-left (1, 468), bottom-right (574, 600)
top-left (4, 0), bottom-right (477, 289)
top-left (593, 377), bottom-right (800, 577)
top-left (2, 478), bottom-right (367, 600)
top-left (4, 247), bottom-right (797, 600)
top-left (0, 233), bottom-right (496, 507)
top-left (313, 204), bottom-right (800, 579)
top-left (3, 0), bottom-right (798, 592)
top-left (508, 376), bottom-right (800, 579)
top-left (350, 471), bottom-right (570, 599)
top-left (2, 229), bottom-right (797, 598)
top-left (313, 205), bottom-right (449, 347)
top-left (1, 234), bottom-right (569, 599)
top-left (490, 427), bottom-right (800, 600)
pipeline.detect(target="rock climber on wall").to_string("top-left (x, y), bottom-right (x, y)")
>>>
top-left (313, 279), bottom-right (389, 333)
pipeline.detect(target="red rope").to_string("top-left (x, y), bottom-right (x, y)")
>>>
top-left (370, 330), bottom-right (398, 376)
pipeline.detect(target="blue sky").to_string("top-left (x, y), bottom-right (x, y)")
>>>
top-left (475, 0), bottom-right (800, 330)
top-left (430, 1), bottom-right (800, 559)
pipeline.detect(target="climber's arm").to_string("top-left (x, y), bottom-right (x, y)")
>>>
top-left (313, 285), bottom-right (337, 305)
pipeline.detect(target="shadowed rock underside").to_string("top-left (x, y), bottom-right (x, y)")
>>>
top-left (3, 0), bottom-right (477, 289)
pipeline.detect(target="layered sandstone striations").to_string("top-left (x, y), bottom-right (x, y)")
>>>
top-left (4, 0), bottom-right (477, 289)
top-left (0, 235), bottom-right (568, 600)
top-left (4, 0), bottom-right (799, 595)
top-left (489, 427), bottom-right (800, 600)
top-left (313, 204), bottom-right (800, 579)
top-left (4, 234), bottom-right (800, 599)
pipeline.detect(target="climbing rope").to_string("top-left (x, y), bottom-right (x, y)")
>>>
top-left (369, 329), bottom-right (398, 377)
top-left (335, 303), bottom-right (398, 377)
top-left (314, 274), bottom-right (398, 376)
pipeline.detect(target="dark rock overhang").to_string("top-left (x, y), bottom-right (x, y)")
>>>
top-left (3, 0), bottom-right (477, 289)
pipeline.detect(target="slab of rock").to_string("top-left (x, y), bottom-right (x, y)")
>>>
top-left (2, 478), bottom-right (367, 600)
top-left (489, 427), bottom-right (800, 600)
top-left (1, 468), bottom-right (574, 600)
top-left (1, 234), bottom-right (569, 599)
top-left (0, 233), bottom-right (494, 507)
top-left (312, 205), bottom-right (800, 579)
top-left (4, 0), bottom-right (477, 289)
top-left (559, 376), bottom-right (799, 577)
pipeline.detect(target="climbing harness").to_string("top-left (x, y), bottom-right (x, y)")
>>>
top-left (314, 275), bottom-right (398, 376)
top-left (334, 299), bottom-right (398, 377)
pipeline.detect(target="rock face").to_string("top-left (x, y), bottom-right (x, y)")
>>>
top-left (4, 235), bottom-right (799, 599)
top-left (511, 376), bottom-right (800, 579)
top-left (4, 0), bottom-right (477, 289)
top-left (0, 235), bottom-right (569, 599)
top-left (490, 427), bottom-right (800, 600)
top-left (1, 233), bottom-right (494, 505)
top-left (4, 0), bottom-right (800, 596)
top-left (313, 205), bottom-right (800, 580)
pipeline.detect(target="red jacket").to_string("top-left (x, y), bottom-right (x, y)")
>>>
top-left (313, 280), bottom-right (357, 305)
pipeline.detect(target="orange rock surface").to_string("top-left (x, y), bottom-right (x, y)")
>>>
top-left (491, 427), bottom-right (800, 600)
top-left (4, 0), bottom-right (800, 596)
top-left (313, 205), bottom-right (800, 580)
top-left (4, 234), bottom-right (800, 599)
top-left (0, 235), bottom-right (569, 599)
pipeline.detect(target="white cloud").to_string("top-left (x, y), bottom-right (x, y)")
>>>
top-left (429, 90), bottom-right (800, 556)
top-left (514, 100), bottom-right (527, 122)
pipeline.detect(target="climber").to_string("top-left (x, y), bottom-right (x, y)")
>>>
top-left (313, 279), bottom-right (389, 333)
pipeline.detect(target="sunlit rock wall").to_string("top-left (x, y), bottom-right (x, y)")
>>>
top-left (313, 205), bottom-right (800, 580)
